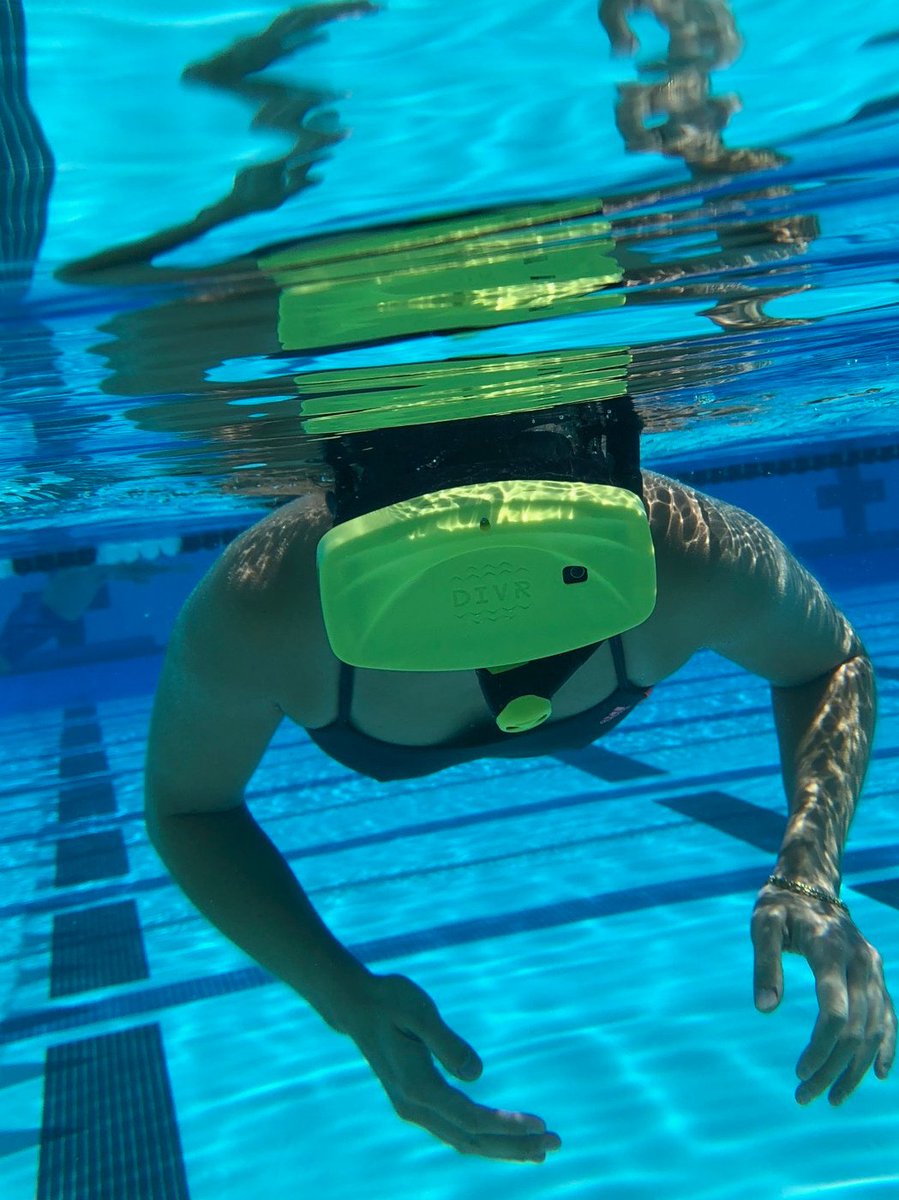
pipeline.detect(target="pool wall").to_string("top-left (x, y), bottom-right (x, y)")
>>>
top-left (2, 433), bottom-right (897, 719)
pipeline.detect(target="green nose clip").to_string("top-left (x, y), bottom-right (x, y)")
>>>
top-left (496, 694), bottom-right (553, 733)
top-left (477, 641), bottom-right (607, 734)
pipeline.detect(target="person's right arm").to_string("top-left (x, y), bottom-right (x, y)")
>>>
top-left (144, 550), bottom-right (560, 1162)
top-left (144, 560), bottom-right (371, 1024)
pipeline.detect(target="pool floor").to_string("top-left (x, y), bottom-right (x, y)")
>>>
top-left (0, 574), bottom-right (898, 1200)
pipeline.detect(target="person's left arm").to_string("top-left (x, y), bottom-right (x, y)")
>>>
top-left (695, 496), bottom-right (896, 1107)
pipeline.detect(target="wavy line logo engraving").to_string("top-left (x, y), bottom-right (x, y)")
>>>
top-left (449, 562), bottom-right (531, 622)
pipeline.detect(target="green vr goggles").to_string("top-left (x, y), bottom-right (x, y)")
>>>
top-left (317, 479), bottom-right (657, 729)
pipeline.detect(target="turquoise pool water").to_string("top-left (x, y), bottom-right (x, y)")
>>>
top-left (2, 566), bottom-right (898, 1199)
top-left (2, 0), bottom-right (899, 1197)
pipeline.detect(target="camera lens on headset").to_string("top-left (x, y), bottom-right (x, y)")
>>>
top-left (562, 565), bottom-right (588, 585)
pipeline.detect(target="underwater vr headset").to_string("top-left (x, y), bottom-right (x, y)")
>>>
top-left (317, 476), bottom-right (657, 730)
top-left (316, 400), bottom-right (656, 732)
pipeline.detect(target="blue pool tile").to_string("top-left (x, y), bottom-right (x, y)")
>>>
top-left (38, 1025), bottom-right (190, 1200)
top-left (0, 868), bottom-right (772, 1046)
top-left (0, 1130), bottom-right (40, 1157)
top-left (3, 840), bottom-right (899, 1047)
top-left (51, 901), bottom-right (149, 998)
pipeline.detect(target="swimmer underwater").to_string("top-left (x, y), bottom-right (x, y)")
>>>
top-left (145, 399), bottom-right (895, 1164)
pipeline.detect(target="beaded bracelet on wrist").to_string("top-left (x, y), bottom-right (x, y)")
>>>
top-left (767, 874), bottom-right (850, 916)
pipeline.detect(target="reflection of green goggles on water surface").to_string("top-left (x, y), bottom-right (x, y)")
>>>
top-left (302, 196), bottom-right (647, 732)
top-left (258, 195), bottom-right (624, 355)
top-left (318, 479), bottom-right (656, 729)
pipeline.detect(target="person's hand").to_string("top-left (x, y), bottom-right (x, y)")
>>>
top-left (219, 151), bottom-right (328, 219)
top-left (344, 972), bottom-right (562, 1162)
top-left (184, 3), bottom-right (379, 85)
top-left (751, 883), bottom-right (897, 1105)
top-left (269, 2), bottom-right (380, 53)
top-left (614, 68), bottom-right (739, 156)
top-left (599, 0), bottom-right (742, 69)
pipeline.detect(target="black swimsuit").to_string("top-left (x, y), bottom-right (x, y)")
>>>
top-left (306, 636), bottom-right (651, 782)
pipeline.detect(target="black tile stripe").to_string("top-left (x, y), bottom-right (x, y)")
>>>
top-left (673, 439), bottom-right (899, 487)
top-left (51, 901), bottom-right (149, 998)
top-left (5, 866), bottom-right (772, 1048)
top-left (6, 835), bottom-right (899, 1048)
top-left (58, 778), bottom-right (117, 823)
top-left (665, 444), bottom-right (899, 561)
top-left (60, 722), bottom-right (102, 751)
top-left (55, 831), bottom-right (129, 888)
top-left (657, 791), bottom-right (784, 853)
top-left (555, 746), bottom-right (667, 781)
top-left (59, 750), bottom-right (108, 779)
top-left (851, 879), bottom-right (899, 909)
top-left (0, 742), bottom-right (894, 924)
top-left (817, 465), bottom-right (886, 537)
top-left (58, 704), bottom-right (114, 825)
top-left (10, 525), bottom-right (245, 578)
top-left (38, 1025), bottom-right (190, 1200)
top-left (37, 707), bottom-right (191, 1200)
top-left (55, 707), bottom-right (128, 883)
top-left (63, 706), bottom-right (97, 722)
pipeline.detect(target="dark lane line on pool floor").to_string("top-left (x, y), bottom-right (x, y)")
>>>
top-left (6, 823), bottom-right (899, 1049)
top-left (4, 743), bottom-right (898, 923)
top-left (34, 704), bottom-right (189, 1200)
top-left (38, 1026), bottom-right (190, 1200)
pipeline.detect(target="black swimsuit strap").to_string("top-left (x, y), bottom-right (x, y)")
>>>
top-left (337, 658), bottom-right (356, 724)
top-left (608, 634), bottom-right (629, 688)
top-left (335, 635), bottom-right (630, 729)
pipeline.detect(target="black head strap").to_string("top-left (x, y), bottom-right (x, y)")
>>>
top-left (323, 396), bottom-right (644, 523)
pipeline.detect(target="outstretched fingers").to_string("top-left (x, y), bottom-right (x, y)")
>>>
top-left (795, 934), bottom-right (895, 1105)
top-left (416, 1105), bottom-right (561, 1163)
top-left (875, 998), bottom-right (897, 1079)
top-left (396, 987), bottom-right (484, 1082)
top-left (390, 1054), bottom-right (560, 1162)
top-left (355, 974), bottom-right (561, 1162)
top-left (794, 965), bottom-right (853, 1104)
top-left (833, 956), bottom-right (897, 1099)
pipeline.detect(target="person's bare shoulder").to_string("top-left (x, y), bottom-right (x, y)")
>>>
top-left (213, 492), bottom-right (330, 607)
top-left (641, 470), bottom-right (858, 683)
top-left (639, 469), bottom-right (730, 622)
top-left (173, 492), bottom-right (335, 721)
top-left (643, 469), bottom-right (755, 569)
